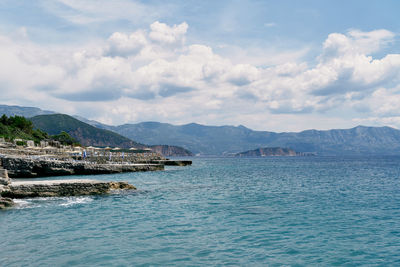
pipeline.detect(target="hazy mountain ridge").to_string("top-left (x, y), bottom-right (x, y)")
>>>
top-left (101, 122), bottom-right (400, 156)
top-left (0, 105), bottom-right (54, 118)
top-left (2, 104), bottom-right (400, 156)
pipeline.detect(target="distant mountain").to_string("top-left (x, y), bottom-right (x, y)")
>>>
top-left (0, 104), bottom-right (54, 117)
top-left (72, 115), bottom-right (112, 130)
top-left (4, 104), bottom-right (400, 156)
top-left (95, 122), bottom-right (400, 156)
top-left (236, 147), bottom-right (297, 157)
top-left (30, 114), bottom-right (144, 149)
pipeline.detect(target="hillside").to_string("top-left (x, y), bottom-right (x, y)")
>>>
top-left (30, 114), bottom-right (144, 149)
top-left (0, 114), bottom-right (77, 145)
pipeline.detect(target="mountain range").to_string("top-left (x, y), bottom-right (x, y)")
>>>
top-left (95, 122), bottom-right (400, 156)
top-left (0, 104), bottom-right (54, 118)
top-left (3, 104), bottom-right (400, 156)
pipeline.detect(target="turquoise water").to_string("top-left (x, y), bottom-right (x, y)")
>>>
top-left (1, 157), bottom-right (400, 266)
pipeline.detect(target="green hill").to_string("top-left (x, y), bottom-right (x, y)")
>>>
top-left (0, 114), bottom-right (77, 145)
top-left (30, 114), bottom-right (144, 149)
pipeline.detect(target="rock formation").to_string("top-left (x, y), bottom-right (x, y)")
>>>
top-left (0, 168), bottom-right (14, 209)
top-left (1, 180), bottom-right (136, 199)
top-left (1, 156), bottom-right (164, 178)
top-left (0, 197), bottom-right (14, 209)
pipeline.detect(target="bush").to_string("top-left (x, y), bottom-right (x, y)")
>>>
top-left (51, 131), bottom-right (79, 146)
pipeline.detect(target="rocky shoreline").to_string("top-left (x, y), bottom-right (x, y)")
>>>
top-left (0, 167), bottom-right (12, 209)
top-left (0, 145), bottom-right (192, 210)
top-left (2, 179), bottom-right (136, 199)
top-left (1, 156), bottom-right (164, 178)
top-left (0, 168), bottom-right (137, 209)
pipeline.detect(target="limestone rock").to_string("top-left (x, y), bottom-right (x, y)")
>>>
top-left (109, 182), bottom-right (136, 190)
top-left (2, 180), bottom-right (136, 199)
top-left (0, 197), bottom-right (14, 209)
top-left (0, 168), bottom-right (10, 185)
top-left (1, 156), bottom-right (164, 178)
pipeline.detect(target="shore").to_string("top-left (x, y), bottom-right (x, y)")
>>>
top-left (2, 179), bottom-right (136, 198)
top-left (1, 155), bottom-right (165, 178)
top-left (0, 143), bottom-right (192, 209)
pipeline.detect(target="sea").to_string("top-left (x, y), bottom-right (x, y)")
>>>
top-left (1, 156), bottom-right (400, 266)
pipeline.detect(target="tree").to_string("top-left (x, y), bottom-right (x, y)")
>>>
top-left (51, 131), bottom-right (79, 145)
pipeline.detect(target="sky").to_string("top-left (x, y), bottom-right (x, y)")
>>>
top-left (1, 0), bottom-right (400, 132)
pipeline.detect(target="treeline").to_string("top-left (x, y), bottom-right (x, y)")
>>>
top-left (0, 114), bottom-right (79, 146)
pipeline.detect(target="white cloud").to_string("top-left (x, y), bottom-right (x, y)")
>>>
top-left (107, 30), bottom-right (147, 56)
top-left (149, 21), bottom-right (188, 46)
top-left (1, 23), bottom-right (400, 131)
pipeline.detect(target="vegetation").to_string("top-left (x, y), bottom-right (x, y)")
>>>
top-left (30, 114), bottom-right (144, 148)
top-left (0, 114), bottom-right (79, 145)
top-left (51, 131), bottom-right (80, 146)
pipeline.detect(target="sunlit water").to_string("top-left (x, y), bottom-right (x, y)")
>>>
top-left (1, 157), bottom-right (400, 266)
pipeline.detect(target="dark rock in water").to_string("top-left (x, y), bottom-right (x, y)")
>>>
top-left (152, 160), bottom-right (192, 166)
top-left (235, 147), bottom-right (298, 157)
top-left (2, 180), bottom-right (136, 199)
top-left (1, 156), bottom-right (164, 178)
top-left (0, 197), bottom-right (14, 209)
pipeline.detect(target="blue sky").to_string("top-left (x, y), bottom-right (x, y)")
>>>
top-left (1, 0), bottom-right (400, 131)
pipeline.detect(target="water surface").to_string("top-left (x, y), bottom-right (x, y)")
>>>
top-left (1, 157), bottom-right (400, 266)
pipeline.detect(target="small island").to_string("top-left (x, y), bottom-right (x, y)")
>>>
top-left (235, 147), bottom-right (298, 157)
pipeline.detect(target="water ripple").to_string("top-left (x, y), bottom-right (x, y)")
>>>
top-left (2, 156), bottom-right (400, 266)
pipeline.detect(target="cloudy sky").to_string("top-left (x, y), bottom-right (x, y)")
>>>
top-left (1, 0), bottom-right (400, 131)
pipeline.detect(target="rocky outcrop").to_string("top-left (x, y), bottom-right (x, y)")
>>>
top-left (235, 147), bottom-right (298, 157)
top-left (150, 145), bottom-right (193, 157)
top-left (0, 169), bottom-right (14, 209)
top-left (1, 180), bottom-right (136, 198)
top-left (1, 156), bottom-right (164, 178)
top-left (0, 197), bottom-right (14, 209)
